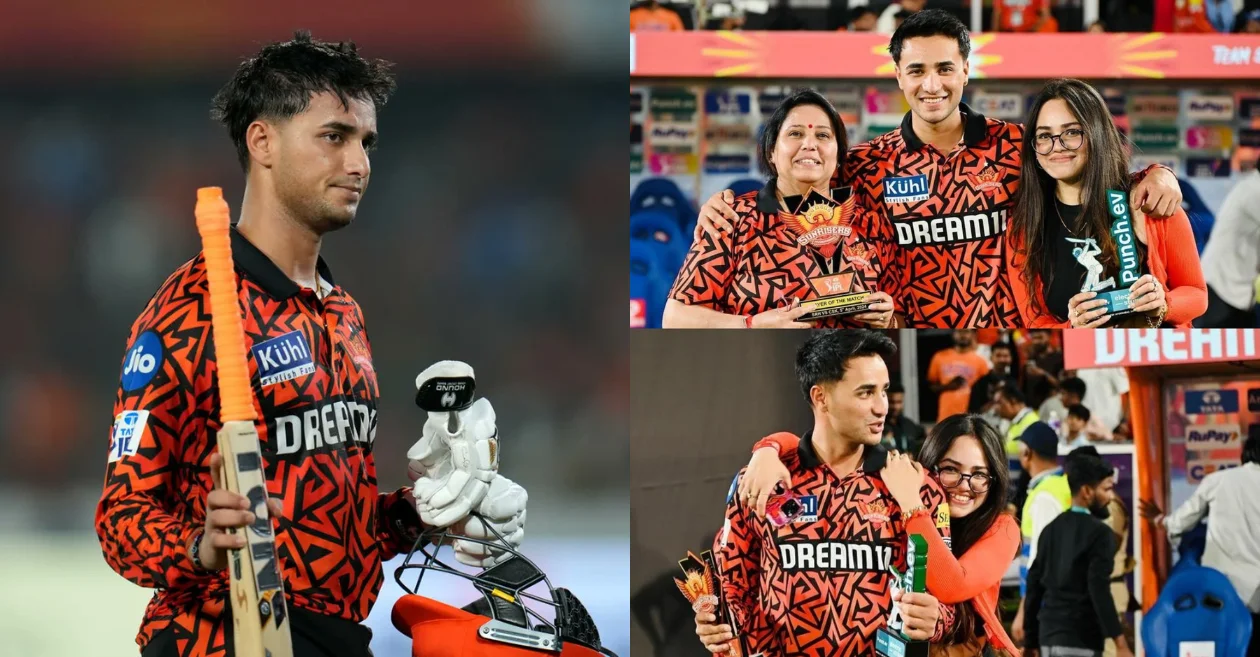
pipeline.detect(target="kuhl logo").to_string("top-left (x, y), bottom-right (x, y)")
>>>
top-left (251, 331), bottom-right (315, 387)
top-left (883, 175), bottom-right (930, 204)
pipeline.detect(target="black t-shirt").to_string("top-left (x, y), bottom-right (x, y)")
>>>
top-left (1043, 199), bottom-right (1148, 324)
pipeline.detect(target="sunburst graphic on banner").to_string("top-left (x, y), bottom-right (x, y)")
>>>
top-left (700, 31), bottom-right (762, 77)
top-left (872, 34), bottom-right (1002, 77)
top-left (1113, 33), bottom-right (1177, 78)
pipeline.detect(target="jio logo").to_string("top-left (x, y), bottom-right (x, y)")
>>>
top-left (121, 331), bottom-right (163, 392)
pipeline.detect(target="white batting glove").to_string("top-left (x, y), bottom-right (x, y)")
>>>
top-left (406, 397), bottom-right (500, 528)
top-left (452, 474), bottom-right (528, 568)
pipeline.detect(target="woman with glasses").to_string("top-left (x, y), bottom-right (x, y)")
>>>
top-left (1006, 78), bottom-right (1206, 327)
top-left (729, 414), bottom-right (1020, 657)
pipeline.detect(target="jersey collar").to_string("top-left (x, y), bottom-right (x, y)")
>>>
top-left (798, 430), bottom-right (889, 474)
top-left (899, 101), bottom-right (989, 152)
top-left (230, 226), bottom-right (337, 300)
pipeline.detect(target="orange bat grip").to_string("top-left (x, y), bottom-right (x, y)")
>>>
top-left (194, 187), bottom-right (256, 423)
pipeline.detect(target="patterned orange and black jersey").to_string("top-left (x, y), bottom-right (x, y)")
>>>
top-left (95, 228), bottom-right (423, 656)
top-left (669, 182), bottom-right (893, 327)
top-left (844, 103), bottom-right (1024, 327)
top-left (715, 434), bottom-right (956, 656)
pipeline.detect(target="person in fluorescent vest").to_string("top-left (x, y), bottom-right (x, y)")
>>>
top-left (1011, 421), bottom-right (1070, 645)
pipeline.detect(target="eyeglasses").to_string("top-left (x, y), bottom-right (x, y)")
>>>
top-left (1034, 128), bottom-right (1085, 155)
top-left (936, 466), bottom-right (992, 492)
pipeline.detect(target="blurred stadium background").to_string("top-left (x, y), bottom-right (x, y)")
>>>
top-left (0, 3), bottom-right (628, 656)
top-left (629, 0), bottom-right (1260, 328)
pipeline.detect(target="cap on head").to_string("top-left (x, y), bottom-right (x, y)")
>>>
top-left (1019, 421), bottom-right (1059, 459)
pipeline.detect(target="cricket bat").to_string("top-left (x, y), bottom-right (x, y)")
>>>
top-left (195, 187), bottom-right (294, 657)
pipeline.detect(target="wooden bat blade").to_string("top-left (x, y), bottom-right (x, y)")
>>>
top-left (220, 420), bottom-right (293, 657)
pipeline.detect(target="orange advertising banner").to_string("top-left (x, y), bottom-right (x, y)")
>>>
top-left (1063, 329), bottom-right (1260, 370)
top-left (631, 32), bottom-right (1260, 80)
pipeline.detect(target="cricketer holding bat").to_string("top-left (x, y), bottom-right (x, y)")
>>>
top-left (95, 32), bottom-right (527, 657)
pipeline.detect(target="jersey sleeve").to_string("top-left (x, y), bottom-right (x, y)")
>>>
top-left (914, 476), bottom-right (957, 640)
top-left (907, 511), bottom-right (1020, 604)
top-left (669, 204), bottom-right (747, 309)
top-left (1158, 208), bottom-right (1208, 325)
top-left (751, 431), bottom-right (801, 458)
top-left (713, 468), bottom-right (762, 632)
top-left (95, 295), bottom-right (213, 591)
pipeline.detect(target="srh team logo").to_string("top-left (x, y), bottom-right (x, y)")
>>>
top-left (858, 500), bottom-right (890, 525)
top-left (251, 330), bottom-right (316, 387)
top-left (790, 197), bottom-right (855, 249)
top-left (971, 165), bottom-right (1002, 192)
top-left (883, 174), bottom-right (929, 204)
top-left (121, 330), bottom-right (162, 392)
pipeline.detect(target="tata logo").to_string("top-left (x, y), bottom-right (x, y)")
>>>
top-left (1184, 389), bottom-right (1239, 415)
top-left (883, 174), bottom-right (929, 204)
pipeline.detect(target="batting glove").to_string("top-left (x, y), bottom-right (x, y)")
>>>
top-left (406, 397), bottom-right (500, 528)
top-left (451, 474), bottom-right (528, 568)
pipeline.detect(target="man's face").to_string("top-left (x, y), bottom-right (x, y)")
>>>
top-left (1089, 476), bottom-right (1116, 518)
top-left (1059, 390), bottom-right (1082, 407)
top-left (1066, 415), bottom-right (1086, 434)
top-left (889, 391), bottom-right (905, 418)
top-left (902, 0), bottom-right (927, 12)
top-left (953, 329), bottom-right (975, 348)
top-left (1030, 330), bottom-right (1051, 350)
top-left (895, 36), bottom-right (969, 127)
top-left (815, 355), bottom-right (889, 446)
top-left (1018, 442), bottom-right (1032, 472)
top-left (267, 91), bottom-right (377, 234)
top-left (995, 394), bottom-right (1017, 419)
top-left (991, 347), bottom-right (1012, 373)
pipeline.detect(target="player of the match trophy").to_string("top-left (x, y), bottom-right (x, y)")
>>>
top-left (875, 534), bottom-right (931, 657)
top-left (676, 551), bottom-right (745, 657)
top-left (1067, 188), bottom-right (1142, 318)
top-left (781, 187), bottom-right (877, 320)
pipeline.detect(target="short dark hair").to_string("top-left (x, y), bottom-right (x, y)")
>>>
top-left (1243, 427), bottom-right (1260, 465)
top-left (1067, 404), bottom-right (1091, 422)
top-left (796, 330), bottom-right (897, 402)
top-left (990, 342), bottom-right (1015, 357)
top-left (1066, 453), bottom-right (1114, 495)
top-left (889, 9), bottom-right (971, 65)
top-left (211, 30), bottom-right (397, 172)
top-left (996, 384), bottom-right (1026, 406)
top-left (1060, 377), bottom-right (1087, 400)
top-left (758, 89), bottom-right (848, 184)
top-left (889, 380), bottom-right (906, 395)
top-left (851, 7), bottom-right (878, 21)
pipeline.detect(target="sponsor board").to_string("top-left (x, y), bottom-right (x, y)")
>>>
top-left (1185, 156), bottom-right (1231, 178)
top-left (1182, 93), bottom-right (1235, 121)
top-left (1183, 125), bottom-right (1234, 150)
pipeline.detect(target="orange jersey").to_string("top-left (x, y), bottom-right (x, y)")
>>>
top-left (96, 228), bottom-right (422, 656)
top-left (717, 432), bottom-right (955, 655)
top-left (997, 0), bottom-right (1046, 31)
top-left (844, 104), bottom-right (1024, 327)
top-left (670, 183), bottom-right (894, 327)
top-left (927, 348), bottom-right (991, 421)
top-left (630, 5), bottom-right (684, 31)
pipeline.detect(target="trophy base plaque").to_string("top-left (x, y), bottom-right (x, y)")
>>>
top-left (798, 290), bottom-right (874, 321)
top-left (875, 627), bottom-right (930, 657)
top-left (1096, 288), bottom-right (1135, 316)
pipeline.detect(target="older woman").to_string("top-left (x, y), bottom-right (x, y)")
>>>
top-left (662, 89), bottom-right (898, 328)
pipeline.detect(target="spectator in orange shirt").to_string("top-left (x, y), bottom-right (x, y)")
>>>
top-left (928, 330), bottom-right (992, 422)
top-left (739, 414), bottom-right (1022, 656)
top-left (630, 0), bottom-right (685, 31)
top-left (993, 0), bottom-right (1054, 31)
top-left (1005, 79), bottom-right (1207, 328)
